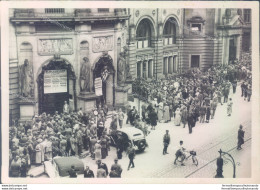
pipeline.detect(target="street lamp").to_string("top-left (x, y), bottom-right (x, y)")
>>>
top-left (215, 149), bottom-right (236, 178)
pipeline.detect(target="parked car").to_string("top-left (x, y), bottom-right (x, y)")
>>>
top-left (110, 127), bottom-right (147, 152)
top-left (44, 156), bottom-right (85, 178)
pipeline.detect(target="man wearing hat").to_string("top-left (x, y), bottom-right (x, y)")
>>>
top-left (163, 130), bottom-right (170, 155)
top-left (110, 158), bottom-right (122, 178)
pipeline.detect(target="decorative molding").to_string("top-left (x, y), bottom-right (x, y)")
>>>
top-left (92, 36), bottom-right (113, 53)
top-left (135, 10), bottom-right (140, 17)
top-left (38, 38), bottom-right (73, 56)
top-left (163, 9), bottom-right (167, 16)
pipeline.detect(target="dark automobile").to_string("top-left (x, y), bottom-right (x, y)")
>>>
top-left (110, 127), bottom-right (147, 152)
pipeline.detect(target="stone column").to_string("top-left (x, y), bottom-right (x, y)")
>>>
top-left (236, 35), bottom-right (241, 60)
top-left (145, 61), bottom-right (148, 79)
top-left (165, 56), bottom-right (168, 74)
top-left (9, 9), bottom-right (20, 120)
top-left (128, 41), bottom-right (136, 78)
top-left (151, 59), bottom-right (154, 77)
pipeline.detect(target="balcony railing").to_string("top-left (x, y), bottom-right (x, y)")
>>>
top-left (13, 8), bottom-right (127, 18)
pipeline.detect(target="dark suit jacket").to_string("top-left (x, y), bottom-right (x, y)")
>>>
top-left (84, 169), bottom-right (95, 178)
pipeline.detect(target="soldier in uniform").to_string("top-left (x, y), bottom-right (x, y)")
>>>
top-left (163, 130), bottom-right (170, 155)
top-left (110, 158), bottom-right (123, 178)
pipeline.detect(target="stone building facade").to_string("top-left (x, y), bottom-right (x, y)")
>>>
top-left (9, 8), bottom-right (251, 120)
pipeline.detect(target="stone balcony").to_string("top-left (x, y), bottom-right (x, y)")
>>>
top-left (12, 8), bottom-right (128, 21)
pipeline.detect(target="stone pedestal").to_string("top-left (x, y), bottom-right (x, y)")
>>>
top-left (18, 98), bottom-right (37, 123)
top-left (115, 84), bottom-right (131, 112)
top-left (125, 79), bottom-right (133, 94)
top-left (77, 92), bottom-right (99, 112)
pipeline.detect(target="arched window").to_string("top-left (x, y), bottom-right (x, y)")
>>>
top-left (136, 19), bottom-right (152, 49)
top-left (163, 19), bottom-right (177, 45)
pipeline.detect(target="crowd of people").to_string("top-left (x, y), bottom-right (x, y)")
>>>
top-left (132, 56), bottom-right (252, 134)
top-left (9, 51), bottom-right (252, 178)
top-left (9, 101), bottom-right (129, 178)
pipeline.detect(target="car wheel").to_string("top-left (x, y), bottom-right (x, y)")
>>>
top-left (138, 141), bottom-right (146, 151)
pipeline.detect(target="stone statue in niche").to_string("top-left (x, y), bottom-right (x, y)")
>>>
top-left (79, 57), bottom-right (93, 92)
top-left (19, 59), bottom-right (34, 98)
top-left (123, 47), bottom-right (132, 81)
top-left (117, 52), bottom-right (126, 86)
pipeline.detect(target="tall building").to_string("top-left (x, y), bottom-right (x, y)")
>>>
top-left (127, 8), bottom-right (251, 80)
top-left (9, 8), bottom-right (251, 120)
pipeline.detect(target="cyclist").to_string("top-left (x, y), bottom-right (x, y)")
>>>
top-left (174, 140), bottom-right (186, 166)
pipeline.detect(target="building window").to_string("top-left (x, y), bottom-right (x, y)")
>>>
top-left (163, 57), bottom-right (168, 74)
top-left (136, 19), bottom-right (152, 49)
top-left (148, 60), bottom-right (153, 78)
top-left (173, 56), bottom-right (177, 73)
top-left (244, 9), bottom-right (251, 23)
top-left (98, 8), bottom-right (109, 13)
top-left (191, 55), bottom-right (200, 68)
top-left (45, 8), bottom-right (65, 14)
top-left (168, 57), bottom-right (173, 74)
top-left (191, 24), bottom-right (201, 31)
top-left (163, 19), bottom-right (177, 45)
top-left (137, 61), bottom-right (142, 78)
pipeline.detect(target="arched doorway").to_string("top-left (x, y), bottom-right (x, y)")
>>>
top-left (93, 54), bottom-right (115, 107)
top-left (37, 58), bottom-right (76, 114)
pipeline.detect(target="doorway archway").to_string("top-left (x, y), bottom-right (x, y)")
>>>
top-left (37, 58), bottom-right (76, 114)
top-left (92, 54), bottom-right (115, 107)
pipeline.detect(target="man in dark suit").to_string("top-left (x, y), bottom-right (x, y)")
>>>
top-left (187, 112), bottom-right (195, 134)
top-left (84, 166), bottom-right (94, 178)
top-left (97, 160), bottom-right (109, 177)
top-left (68, 165), bottom-right (77, 178)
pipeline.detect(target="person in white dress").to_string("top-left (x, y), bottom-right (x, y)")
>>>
top-left (63, 101), bottom-right (70, 113)
top-left (227, 98), bottom-right (233, 116)
top-left (158, 102), bottom-right (164, 122)
top-left (163, 103), bottom-right (170, 123)
top-left (174, 108), bottom-right (181, 126)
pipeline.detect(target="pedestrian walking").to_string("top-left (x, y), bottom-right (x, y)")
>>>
top-left (110, 158), bottom-right (123, 178)
top-left (227, 98), bottom-right (233, 116)
top-left (206, 105), bottom-right (211, 123)
top-left (187, 112), bottom-right (195, 134)
top-left (127, 146), bottom-right (135, 170)
top-left (163, 130), bottom-right (170, 155)
top-left (237, 125), bottom-right (245, 150)
top-left (118, 108), bottom-right (124, 128)
top-left (149, 108), bottom-right (158, 130)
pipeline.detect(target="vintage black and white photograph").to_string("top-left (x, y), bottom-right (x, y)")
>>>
top-left (1, 2), bottom-right (259, 183)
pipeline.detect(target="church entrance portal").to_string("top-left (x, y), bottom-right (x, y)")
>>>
top-left (37, 59), bottom-right (76, 115)
top-left (93, 55), bottom-right (115, 107)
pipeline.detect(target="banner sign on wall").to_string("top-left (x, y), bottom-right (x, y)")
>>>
top-left (44, 69), bottom-right (67, 94)
top-left (94, 77), bottom-right (103, 96)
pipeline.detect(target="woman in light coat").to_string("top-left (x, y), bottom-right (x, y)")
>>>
top-left (35, 139), bottom-right (42, 165)
top-left (174, 108), bottom-right (181, 126)
top-left (163, 103), bottom-right (170, 123)
top-left (227, 98), bottom-right (233, 116)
